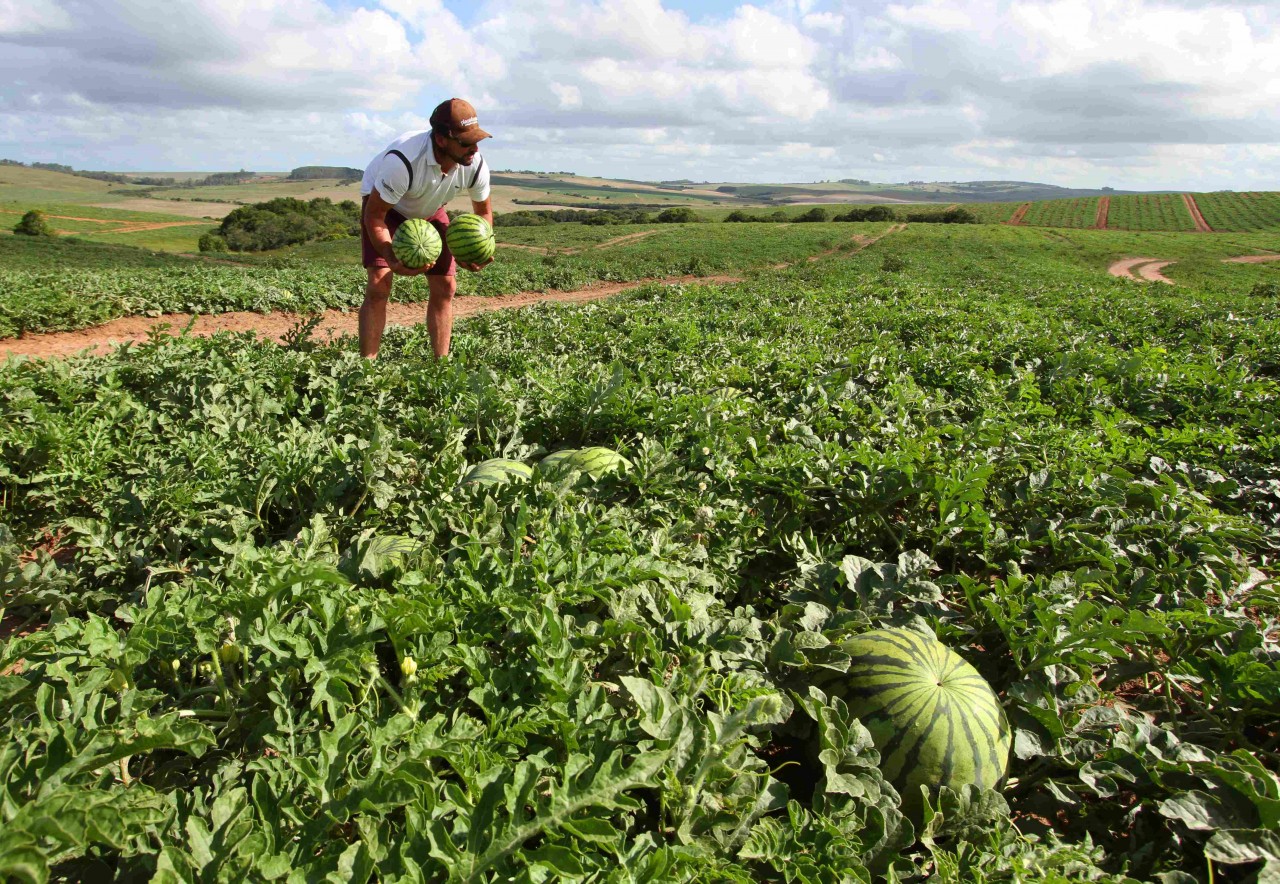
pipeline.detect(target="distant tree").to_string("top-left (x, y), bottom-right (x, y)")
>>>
top-left (796, 207), bottom-right (828, 222)
top-left (198, 233), bottom-right (228, 252)
top-left (768, 210), bottom-right (790, 222)
top-left (657, 207), bottom-right (700, 223)
top-left (723, 211), bottom-right (751, 222)
top-left (13, 209), bottom-right (54, 236)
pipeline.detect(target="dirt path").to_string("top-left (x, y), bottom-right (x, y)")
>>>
top-left (1006, 203), bottom-right (1031, 226)
top-left (1224, 255), bottom-right (1280, 264)
top-left (1094, 197), bottom-right (1110, 229)
top-left (1183, 194), bottom-right (1213, 232)
top-left (0, 275), bottom-right (744, 360)
top-left (1136, 261), bottom-right (1175, 283)
top-left (2, 207), bottom-right (208, 237)
top-left (770, 223), bottom-right (905, 269)
top-left (1109, 258), bottom-right (1172, 283)
top-left (498, 229), bottom-right (660, 256)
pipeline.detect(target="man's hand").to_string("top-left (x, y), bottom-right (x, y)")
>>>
top-left (458, 256), bottom-right (493, 273)
top-left (389, 256), bottom-right (432, 276)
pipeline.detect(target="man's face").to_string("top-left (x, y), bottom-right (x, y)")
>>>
top-left (437, 133), bottom-right (479, 165)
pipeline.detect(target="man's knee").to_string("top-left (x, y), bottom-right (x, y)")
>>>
top-left (428, 275), bottom-right (456, 301)
top-left (366, 268), bottom-right (393, 300)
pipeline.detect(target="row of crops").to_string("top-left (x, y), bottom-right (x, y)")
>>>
top-left (1196, 191), bottom-right (1280, 232)
top-left (1020, 197), bottom-right (1100, 229)
top-left (959, 192), bottom-right (1280, 232)
top-left (2, 224), bottom-right (1278, 881)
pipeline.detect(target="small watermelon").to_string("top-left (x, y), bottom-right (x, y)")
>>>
top-left (392, 218), bottom-right (442, 268)
top-left (446, 213), bottom-right (496, 264)
top-left (460, 458), bottom-right (533, 487)
top-left (569, 446), bottom-right (632, 478)
top-left (537, 447), bottom-right (632, 479)
top-left (833, 628), bottom-right (1010, 814)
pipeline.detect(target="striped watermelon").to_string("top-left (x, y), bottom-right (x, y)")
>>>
top-left (460, 458), bottom-right (533, 487)
top-left (537, 447), bottom-right (632, 479)
top-left (446, 213), bottom-right (496, 264)
top-left (392, 218), bottom-right (442, 268)
top-left (835, 628), bottom-right (1009, 813)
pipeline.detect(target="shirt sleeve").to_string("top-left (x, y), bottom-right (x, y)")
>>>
top-left (373, 152), bottom-right (411, 204)
top-left (467, 155), bottom-right (491, 202)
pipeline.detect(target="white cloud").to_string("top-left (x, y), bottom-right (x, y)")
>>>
top-left (0, 0), bottom-right (1277, 189)
top-left (0, 0), bottom-right (70, 34)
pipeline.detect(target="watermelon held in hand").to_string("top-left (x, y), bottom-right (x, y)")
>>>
top-left (392, 218), bottom-right (442, 268)
top-left (833, 628), bottom-right (1010, 814)
top-left (537, 447), bottom-right (632, 479)
top-left (446, 213), bottom-right (496, 265)
top-left (460, 458), bottom-right (533, 487)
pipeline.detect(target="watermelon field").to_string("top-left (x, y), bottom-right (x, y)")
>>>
top-left (1, 222), bottom-right (1279, 882)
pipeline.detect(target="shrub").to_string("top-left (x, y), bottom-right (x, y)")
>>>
top-left (1250, 281), bottom-right (1279, 298)
top-left (723, 211), bottom-right (752, 223)
top-left (216, 197), bottom-right (359, 252)
top-left (13, 210), bottom-right (54, 236)
top-left (768, 210), bottom-right (790, 223)
top-left (904, 208), bottom-right (977, 224)
top-left (796, 207), bottom-right (829, 222)
top-left (834, 205), bottom-right (898, 222)
top-left (198, 233), bottom-right (228, 252)
top-left (657, 207), bottom-right (700, 224)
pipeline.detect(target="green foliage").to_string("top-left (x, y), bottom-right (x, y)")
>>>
top-left (657, 207), bottom-right (701, 223)
top-left (197, 233), bottom-right (227, 253)
top-left (796, 208), bottom-right (829, 223)
top-left (1, 221), bottom-right (1278, 880)
top-left (903, 208), bottom-right (977, 224)
top-left (217, 197), bottom-right (359, 252)
top-left (835, 206), bottom-right (898, 223)
top-left (13, 209), bottom-right (54, 236)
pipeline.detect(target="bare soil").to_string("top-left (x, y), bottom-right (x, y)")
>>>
top-left (1224, 255), bottom-right (1280, 263)
top-left (1108, 258), bottom-right (1174, 283)
top-left (0, 275), bottom-right (744, 361)
top-left (1094, 197), bottom-right (1110, 229)
top-left (1006, 203), bottom-right (1031, 226)
top-left (1137, 261), bottom-right (1175, 283)
top-left (1183, 194), bottom-right (1214, 232)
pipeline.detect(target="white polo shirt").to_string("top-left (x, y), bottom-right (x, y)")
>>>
top-left (360, 130), bottom-right (491, 219)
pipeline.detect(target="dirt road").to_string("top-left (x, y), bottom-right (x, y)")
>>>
top-left (1006, 203), bottom-right (1031, 226)
top-left (1182, 194), bottom-right (1214, 232)
top-left (0, 276), bottom-right (743, 361)
top-left (1094, 197), bottom-right (1110, 230)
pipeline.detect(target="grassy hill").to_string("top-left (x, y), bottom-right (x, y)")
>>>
top-left (2, 164), bottom-right (1277, 255)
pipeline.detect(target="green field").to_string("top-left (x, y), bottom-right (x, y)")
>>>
top-left (2, 219), bottom-right (1278, 882)
top-left (1105, 194), bottom-right (1197, 232)
top-left (1019, 196), bottom-right (1100, 229)
top-left (1195, 191), bottom-right (1280, 232)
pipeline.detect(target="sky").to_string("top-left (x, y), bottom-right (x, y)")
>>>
top-left (2, 0), bottom-right (1279, 189)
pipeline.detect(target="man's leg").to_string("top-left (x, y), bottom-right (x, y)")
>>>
top-left (426, 273), bottom-right (456, 358)
top-left (359, 267), bottom-right (393, 358)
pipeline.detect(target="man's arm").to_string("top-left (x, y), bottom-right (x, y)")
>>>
top-left (364, 189), bottom-right (428, 275)
top-left (457, 196), bottom-right (495, 271)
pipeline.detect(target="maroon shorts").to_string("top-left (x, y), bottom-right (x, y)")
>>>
top-left (361, 197), bottom-right (455, 276)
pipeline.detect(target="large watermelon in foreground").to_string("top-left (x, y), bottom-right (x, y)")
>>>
top-left (834, 628), bottom-right (1010, 812)
top-left (392, 218), bottom-right (442, 268)
top-left (446, 213), bottom-right (496, 264)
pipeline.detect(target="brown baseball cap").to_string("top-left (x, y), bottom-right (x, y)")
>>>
top-left (430, 98), bottom-right (492, 145)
